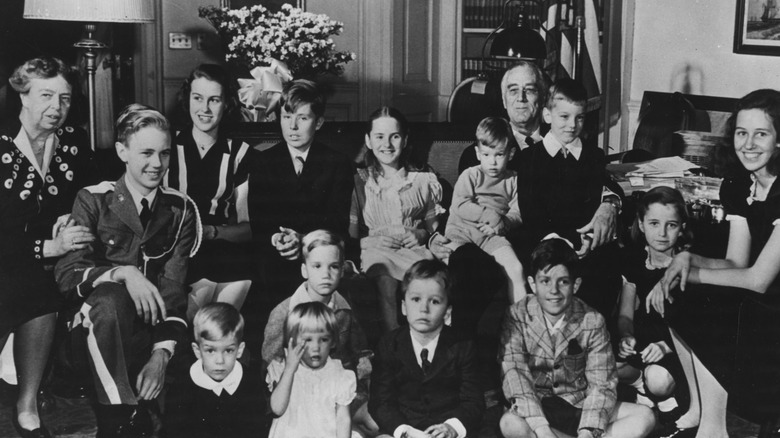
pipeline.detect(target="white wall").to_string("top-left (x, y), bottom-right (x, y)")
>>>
top-left (625, 0), bottom-right (780, 146)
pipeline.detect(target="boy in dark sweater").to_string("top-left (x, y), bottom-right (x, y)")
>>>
top-left (517, 79), bottom-right (622, 317)
top-left (164, 303), bottom-right (266, 437)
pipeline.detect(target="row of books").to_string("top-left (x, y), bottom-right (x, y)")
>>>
top-left (462, 57), bottom-right (520, 79)
top-left (463, 0), bottom-right (579, 30)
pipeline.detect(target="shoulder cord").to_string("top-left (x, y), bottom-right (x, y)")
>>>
top-left (141, 192), bottom-right (203, 275)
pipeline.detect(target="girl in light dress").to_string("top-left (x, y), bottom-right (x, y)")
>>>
top-left (614, 187), bottom-right (689, 429)
top-left (646, 89), bottom-right (780, 438)
top-left (349, 107), bottom-right (445, 331)
top-left (268, 301), bottom-right (357, 438)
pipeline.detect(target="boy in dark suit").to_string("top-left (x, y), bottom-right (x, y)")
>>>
top-left (55, 104), bottom-right (199, 437)
top-left (248, 79), bottom-right (354, 305)
top-left (369, 259), bottom-right (484, 438)
top-left (499, 238), bottom-right (655, 438)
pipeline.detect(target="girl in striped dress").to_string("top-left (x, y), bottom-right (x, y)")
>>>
top-left (167, 64), bottom-right (253, 320)
top-left (349, 107), bottom-right (445, 331)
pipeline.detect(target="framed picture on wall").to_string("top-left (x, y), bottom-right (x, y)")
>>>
top-left (734, 0), bottom-right (780, 55)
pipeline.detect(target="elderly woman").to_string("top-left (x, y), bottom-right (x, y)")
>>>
top-left (0, 57), bottom-right (94, 438)
top-left (165, 64), bottom-right (253, 320)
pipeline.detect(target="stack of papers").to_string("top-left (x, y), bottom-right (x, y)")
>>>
top-left (625, 156), bottom-right (700, 178)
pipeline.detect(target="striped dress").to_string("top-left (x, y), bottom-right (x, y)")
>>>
top-left (350, 167), bottom-right (444, 280)
top-left (165, 129), bottom-right (252, 282)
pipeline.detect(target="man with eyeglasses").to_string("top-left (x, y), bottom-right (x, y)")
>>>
top-left (432, 62), bottom-right (623, 332)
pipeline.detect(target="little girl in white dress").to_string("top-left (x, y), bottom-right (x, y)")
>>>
top-left (267, 301), bottom-right (357, 438)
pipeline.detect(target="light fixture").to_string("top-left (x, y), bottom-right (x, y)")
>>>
top-left (486, 0), bottom-right (547, 62)
top-left (24, 0), bottom-right (155, 150)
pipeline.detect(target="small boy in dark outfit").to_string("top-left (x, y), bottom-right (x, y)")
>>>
top-left (369, 259), bottom-right (484, 438)
top-left (164, 303), bottom-right (266, 438)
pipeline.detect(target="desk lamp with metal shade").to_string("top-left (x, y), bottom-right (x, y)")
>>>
top-left (23, 0), bottom-right (155, 151)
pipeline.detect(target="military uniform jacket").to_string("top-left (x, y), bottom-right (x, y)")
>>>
top-left (55, 175), bottom-right (198, 344)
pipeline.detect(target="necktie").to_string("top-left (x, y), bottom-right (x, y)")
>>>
top-left (140, 198), bottom-right (151, 228)
top-left (421, 348), bottom-right (431, 375)
top-left (525, 136), bottom-right (536, 148)
top-left (294, 156), bottom-right (305, 176)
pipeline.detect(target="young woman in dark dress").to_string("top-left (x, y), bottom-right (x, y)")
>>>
top-left (647, 89), bottom-right (780, 438)
top-left (0, 57), bottom-right (95, 437)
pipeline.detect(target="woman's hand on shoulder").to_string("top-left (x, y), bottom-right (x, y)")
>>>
top-left (661, 251), bottom-right (690, 295)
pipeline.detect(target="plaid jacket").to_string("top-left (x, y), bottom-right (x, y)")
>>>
top-left (499, 295), bottom-right (617, 433)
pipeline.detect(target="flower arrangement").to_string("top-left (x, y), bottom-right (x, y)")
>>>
top-left (199, 3), bottom-right (356, 78)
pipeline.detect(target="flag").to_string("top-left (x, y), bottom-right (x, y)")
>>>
top-left (540, 0), bottom-right (601, 97)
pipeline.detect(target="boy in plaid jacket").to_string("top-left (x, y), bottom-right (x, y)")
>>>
top-left (499, 238), bottom-right (655, 438)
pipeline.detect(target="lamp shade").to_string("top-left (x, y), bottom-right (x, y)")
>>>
top-left (489, 26), bottom-right (547, 60)
top-left (23, 0), bottom-right (154, 23)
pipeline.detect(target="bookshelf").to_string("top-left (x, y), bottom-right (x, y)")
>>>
top-left (458, 0), bottom-right (545, 82)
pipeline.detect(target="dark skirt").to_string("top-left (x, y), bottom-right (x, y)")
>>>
top-left (187, 240), bottom-right (254, 283)
top-left (0, 263), bottom-right (62, 335)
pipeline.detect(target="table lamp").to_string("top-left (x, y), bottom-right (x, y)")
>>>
top-left (23, 0), bottom-right (155, 150)
top-left (486, 0), bottom-right (547, 62)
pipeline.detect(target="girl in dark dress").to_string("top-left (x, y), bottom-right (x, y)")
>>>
top-left (165, 64), bottom-right (253, 320)
top-left (0, 57), bottom-right (94, 437)
top-left (615, 187), bottom-right (689, 425)
top-left (647, 89), bottom-right (780, 438)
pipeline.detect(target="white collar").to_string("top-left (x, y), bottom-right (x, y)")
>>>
top-left (124, 174), bottom-right (158, 214)
top-left (644, 246), bottom-right (674, 270)
top-left (410, 331), bottom-right (440, 366)
top-left (544, 314), bottom-right (566, 332)
top-left (512, 126), bottom-right (542, 150)
top-left (287, 144), bottom-right (311, 163)
top-left (287, 282), bottom-right (346, 312)
top-left (747, 173), bottom-right (777, 205)
top-left (13, 126), bottom-right (57, 180)
top-left (190, 359), bottom-right (243, 396)
top-left (542, 132), bottom-right (582, 160)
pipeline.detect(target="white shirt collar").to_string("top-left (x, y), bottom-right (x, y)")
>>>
top-left (190, 359), bottom-right (244, 396)
top-left (410, 331), bottom-right (440, 367)
top-left (13, 126), bottom-right (57, 180)
top-left (544, 314), bottom-right (566, 332)
top-left (124, 174), bottom-right (158, 214)
top-left (542, 132), bottom-right (583, 160)
top-left (288, 282), bottom-right (341, 311)
top-left (287, 144), bottom-right (310, 164)
top-left (512, 126), bottom-right (542, 150)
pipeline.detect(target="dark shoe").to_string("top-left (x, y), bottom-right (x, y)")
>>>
top-left (12, 413), bottom-right (52, 438)
top-left (125, 406), bottom-right (153, 437)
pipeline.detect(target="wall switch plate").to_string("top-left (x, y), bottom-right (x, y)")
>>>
top-left (196, 33), bottom-right (207, 50)
top-left (169, 33), bottom-right (192, 50)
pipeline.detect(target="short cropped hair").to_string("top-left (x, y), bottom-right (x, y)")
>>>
top-left (283, 301), bottom-right (339, 351)
top-left (301, 229), bottom-right (344, 262)
top-left (9, 57), bottom-right (78, 94)
top-left (280, 79), bottom-right (326, 119)
top-left (401, 259), bottom-right (451, 300)
top-left (476, 116), bottom-right (514, 151)
top-left (529, 238), bottom-right (580, 278)
top-left (546, 78), bottom-right (587, 110)
top-left (193, 303), bottom-right (245, 343)
top-left (115, 103), bottom-right (170, 144)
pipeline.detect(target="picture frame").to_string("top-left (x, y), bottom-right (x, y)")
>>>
top-left (734, 0), bottom-right (780, 56)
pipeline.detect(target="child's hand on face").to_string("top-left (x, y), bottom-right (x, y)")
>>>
top-left (284, 337), bottom-right (306, 374)
top-left (618, 336), bottom-right (637, 358)
top-left (640, 341), bottom-right (671, 364)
